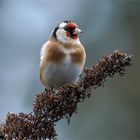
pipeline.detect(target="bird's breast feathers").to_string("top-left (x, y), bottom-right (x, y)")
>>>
top-left (40, 40), bottom-right (86, 66)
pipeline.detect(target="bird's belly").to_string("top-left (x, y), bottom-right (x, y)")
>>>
top-left (45, 58), bottom-right (82, 88)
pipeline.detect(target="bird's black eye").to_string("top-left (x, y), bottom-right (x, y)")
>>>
top-left (64, 26), bottom-right (76, 32)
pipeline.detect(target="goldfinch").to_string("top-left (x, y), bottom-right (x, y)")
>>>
top-left (39, 20), bottom-right (86, 89)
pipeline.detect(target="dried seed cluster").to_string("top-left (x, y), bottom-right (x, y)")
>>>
top-left (0, 50), bottom-right (132, 140)
top-left (0, 112), bottom-right (56, 140)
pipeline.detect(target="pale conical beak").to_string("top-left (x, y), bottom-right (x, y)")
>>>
top-left (73, 28), bottom-right (83, 35)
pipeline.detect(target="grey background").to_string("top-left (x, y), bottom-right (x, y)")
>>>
top-left (0, 0), bottom-right (139, 139)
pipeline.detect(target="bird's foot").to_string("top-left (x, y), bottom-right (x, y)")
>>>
top-left (44, 87), bottom-right (54, 92)
top-left (44, 88), bottom-right (48, 93)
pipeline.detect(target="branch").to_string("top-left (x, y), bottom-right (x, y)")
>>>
top-left (0, 50), bottom-right (133, 140)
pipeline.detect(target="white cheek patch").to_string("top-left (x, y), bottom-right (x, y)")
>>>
top-left (56, 28), bottom-right (80, 44)
top-left (56, 28), bottom-right (69, 42)
top-left (56, 29), bottom-right (66, 39)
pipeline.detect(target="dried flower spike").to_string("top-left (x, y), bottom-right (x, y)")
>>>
top-left (0, 50), bottom-right (132, 140)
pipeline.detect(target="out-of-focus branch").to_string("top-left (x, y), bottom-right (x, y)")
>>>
top-left (0, 50), bottom-right (133, 140)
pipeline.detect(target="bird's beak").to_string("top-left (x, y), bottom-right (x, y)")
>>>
top-left (73, 28), bottom-right (83, 35)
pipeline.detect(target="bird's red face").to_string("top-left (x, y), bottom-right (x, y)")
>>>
top-left (64, 22), bottom-right (82, 39)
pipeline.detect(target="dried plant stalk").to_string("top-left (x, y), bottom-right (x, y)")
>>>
top-left (0, 50), bottom-right (132, 140)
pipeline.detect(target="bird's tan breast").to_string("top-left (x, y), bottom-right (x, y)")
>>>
top-left (42, 41), bottom-right (66, 64)
top-left (62, 42), bottom-right (86, 66)
top-left (70, 45), bottom-right (86, 65)
top-left (41, 41), bottom-right (86, 66)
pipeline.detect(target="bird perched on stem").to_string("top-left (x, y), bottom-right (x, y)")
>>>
top-left (39, 21), bottom-right (86, 89)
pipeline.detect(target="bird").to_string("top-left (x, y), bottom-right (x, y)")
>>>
top-left (39, 20), bottom-right (86, 89)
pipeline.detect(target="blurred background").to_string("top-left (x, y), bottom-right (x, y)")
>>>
top-left (0, 0), bottom-right (139, 139)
